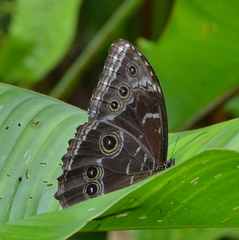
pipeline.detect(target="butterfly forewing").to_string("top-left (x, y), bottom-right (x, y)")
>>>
top-left (55, 39), bottom-right (168, 208)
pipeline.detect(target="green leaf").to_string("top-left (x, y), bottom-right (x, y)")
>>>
top-left (0, 83), bottom-right (239, 239)
top-left (82, 149), bottom-right (239, 231)
top-left (1, 149), bottom-right (239, 239)
top-left (225, 95), bottom-right (239, 118)
top-left (0, 190), bottom-right (124, 240)
top-left (139, 0), bottom-right (239, 131)
top-left (0, 83), bottom-right (87, 222)
top-left (0, 0), bottom-right (81, 86)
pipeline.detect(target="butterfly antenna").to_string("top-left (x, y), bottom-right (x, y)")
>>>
top-left (166, 136), bottom-right (180, 168)
top-left (166, 132), bottom-right (208, 168)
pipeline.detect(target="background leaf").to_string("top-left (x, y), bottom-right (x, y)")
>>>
top-left (0, 0), bottom-right (81, 87)
top-left (139, 0), bottom-right (239, 131)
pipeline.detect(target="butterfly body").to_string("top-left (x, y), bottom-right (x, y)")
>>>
top-left (55, 39), bottom-right (168, 208)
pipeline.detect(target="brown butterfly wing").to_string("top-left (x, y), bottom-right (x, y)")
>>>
top-left (55, 39), bottom-right (168, 208)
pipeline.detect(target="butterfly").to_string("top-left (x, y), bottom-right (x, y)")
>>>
top-left (55, 39), bottom-right (169, 208)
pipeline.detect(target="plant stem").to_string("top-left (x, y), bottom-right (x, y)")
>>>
top-left (49, 0), bottom-right (145, 100)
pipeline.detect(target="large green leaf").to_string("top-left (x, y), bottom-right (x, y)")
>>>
top-left (0, 149), bottom-right (238, 240)
top-left (0, 83), bottom-right (239, 239)
top-left (82, 149), bottom-right (239, 230)
top-left (139, 0), bottom-right (239, 131)
top-left (0, 0), bottom-right (81, 86)
top-left (0, 83), bottom-right (87, 222)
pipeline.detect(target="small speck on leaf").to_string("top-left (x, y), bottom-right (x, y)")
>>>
top-left (25, 169), bottom-right (29, 179)
top-left (190, 177), bottom-right (199, 183)
top-left (87, 208), bottom-right (95, 211)
top-left (117, 214), bottom-right (128, 217)
top-left (32, 121), bottom-right (40, 126)
top-left (221, 219), bottom-right (229, 223)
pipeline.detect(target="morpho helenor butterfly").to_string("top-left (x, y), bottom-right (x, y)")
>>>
top-left (54, 39), bottom-right (170, 208)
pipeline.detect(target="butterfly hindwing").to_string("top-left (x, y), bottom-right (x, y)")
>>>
top-left (55, 39), bottom-right (168, 208)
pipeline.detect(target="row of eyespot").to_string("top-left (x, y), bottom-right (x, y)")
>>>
top-left (83, 165), bottom-right (101, 197)
top-left (108, 63), bottom-right (138, 112)
top-left (84, 64), bottom-right (138, 197)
